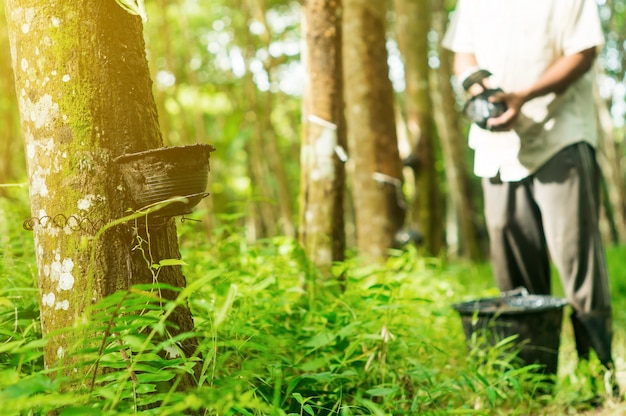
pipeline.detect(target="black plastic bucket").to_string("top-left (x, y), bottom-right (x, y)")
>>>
top-left (452, 292), bottom-right (568, 374)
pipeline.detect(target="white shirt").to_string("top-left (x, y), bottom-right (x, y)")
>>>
top-left (442, 0), bottom-right (605, 181)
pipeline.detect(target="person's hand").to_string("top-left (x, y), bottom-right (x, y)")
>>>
top-left (486, 91), bottom-right (527, 131)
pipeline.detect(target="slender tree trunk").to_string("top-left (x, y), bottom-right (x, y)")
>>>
top-left (260, 89), bottom-right (296, 237)
top-left (242, 69), bottom-right (277, 238)
top-left (393, 0), bottom-right (444, 256)
top-left (149, 0), bottom-right (174, 144)
top-left (4, 0), bottom-right (197, 388)
top-left (0, 1), bottom-right (21, 190)
top-left (343, 0), bottom-right (405, 262)
top-left (237, 0), bottom-right (296, 239)
top-left (595, 84), bottom-right (624, 244)
top-left (431, 0), bottom-right (485, 260)
top-left (247, 0), bottom-right (296, 238)
top-left (299, 0), bottom-right (346, 274)
top-left (176, 0), bottom-right (207, 146)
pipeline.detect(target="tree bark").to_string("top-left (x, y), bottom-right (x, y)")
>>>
top-left (234, 0), bottom-right (297, 239)
top-left (393, 0), bottom-right (445, 256)
top-left (595, 84), bottom-right (624, 244)
top-left (299, 0), bottom-right (346, 274)
top-left (4, 0), bottom-right (197, 388)
top-left (343, 0), bottom-right (405, 262)
top-left (431, 0), bottom-right (485, 260)
top-left (0, 1), bottom-right (22, 190)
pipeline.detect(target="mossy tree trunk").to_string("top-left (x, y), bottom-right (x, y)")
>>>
top-left (343, 0), bottom-right (405, 262)
top-left (4, 0), bottom-right (197, 388)
top-left (299, 0), bottom-right (347, 275)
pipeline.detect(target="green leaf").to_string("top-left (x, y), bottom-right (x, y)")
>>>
top-left (0, 374), bottom-right (58, 399)
top-left (475, 371), bottom-right (489, 387)
top-left (303, 331), bottom-right (335, 349)
top-left (121, 334), bottom-right (147, 350)
top-left (487, 387), bottom-right (497, 406)
top-left (214, 284), bottom-right (237, 328)
top-left (297, 358), bottom-right (329, 372)
top-left (158, 258), bottom-right (188, 268)
top-left (0, 340), bottom-right (24, 353)
top-left (136, 371), bottom-right (176, 383)
top-left (303, 404), bottom-right (315, 416)
top-left (365, 387), bottom-right (397, 397)
top-left (59, 407), bottom-right (100, 416)
top-left (114, 0), bottom-right (147, 21)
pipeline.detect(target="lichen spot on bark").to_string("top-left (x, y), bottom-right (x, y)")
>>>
top-left (49, 254), bottom-right (61, 282)
top-left (77, 194), bottom-right (96, 211)
top-left (42, 292), bottom-right (55, 307)
top-left (26, 142), bottom-right (35, 159)
top-left (55, 300), bottom-right (69, 310)
top-left (58, 258), bottom-right (75, 291)
top-left (31, 168), bottom-right (49, 198)
top-left (50, 254), bottom-right (75, 291)
top-left (30, 94), bottom-right (59, 129)
top-left (20, 7), bottom-right (35, 33)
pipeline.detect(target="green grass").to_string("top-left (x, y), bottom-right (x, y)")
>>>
top-left (1, 191), bottom-right (625, 415)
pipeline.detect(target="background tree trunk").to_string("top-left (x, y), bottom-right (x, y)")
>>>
top-left (299, 0), bottom-right (346, 275)
top-left (0, 1), bottom-right (22, 190)
top-left (595, 84), bottom-right (624, 244)
top-left (343, 0), bottom-right (405, 262)
top-left (236, 0), bottom-right (297, 239)
top-left (248, 0), bottom-right (296, 238)
top-left (431, 0), bottom-right (485, 260)
top-left (393, 0), bottom-right (444, 256)
top-left (4, 0), bottom-right (197, 387)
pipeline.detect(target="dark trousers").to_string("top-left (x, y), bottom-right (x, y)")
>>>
top-left (482, 142), bottom-right (614, 366)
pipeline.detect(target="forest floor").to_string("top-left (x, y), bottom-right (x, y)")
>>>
top-left (527, 356), bottom-right (626, 415)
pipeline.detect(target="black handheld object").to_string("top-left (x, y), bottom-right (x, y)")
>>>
top-left (461, 69), bottom-right (507, 129)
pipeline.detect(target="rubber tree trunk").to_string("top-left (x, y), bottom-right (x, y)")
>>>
top-left (343, 0), bottom-right (406, 262)
top-left (245, 0), bottom-right (297, 237)
top-left (393, 0), bottom-right (445, 256)
top-left (431, 0), bottom-right (485, 260)
top-left (299, 0), bottom-right (347, 275)
top-left (0, 1), bottom-right (22, 190)
top-left (236, 0), bottom-right (296, 239)
top-left (594, 84), bottom-right (624, 244)
top-left (4, 0), bottom-right (197, 388)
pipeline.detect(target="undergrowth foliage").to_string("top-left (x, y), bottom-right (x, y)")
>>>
top-left (1, 195), bottom-right (624, 415)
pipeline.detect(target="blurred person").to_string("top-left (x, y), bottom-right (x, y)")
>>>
top-left (442, 0), bottom-right (620, 400)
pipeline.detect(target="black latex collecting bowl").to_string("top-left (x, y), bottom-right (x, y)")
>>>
top-left (115, 144), bottom-right (216, 218)
top-left (452, 294), bottom-right (568, 316)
